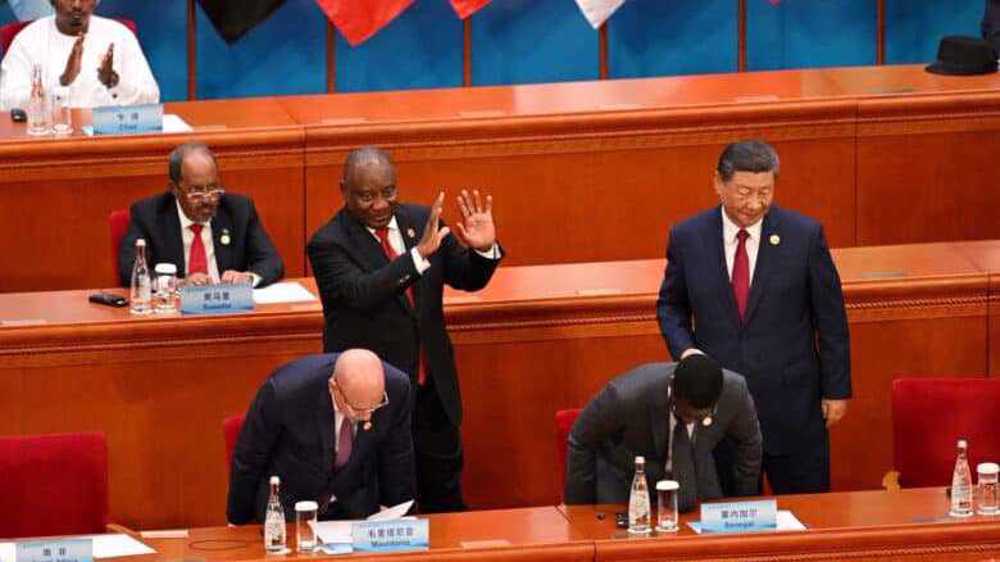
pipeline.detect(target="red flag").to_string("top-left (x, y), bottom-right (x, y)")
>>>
top-left (449, 0), bottom-right (491, 19)
top-left (315, 0), bottom-right (415, 46)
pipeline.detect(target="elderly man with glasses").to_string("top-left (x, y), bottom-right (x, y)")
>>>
top-left (117, 141), bottom-right (284, 288)
top-left (564, 355), bottom-right (762, 513)
top-left (227, 349), bottom-right (416, 523)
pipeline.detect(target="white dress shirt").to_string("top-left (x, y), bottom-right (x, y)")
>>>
top-left (176, 201), bottom-right (220, 283)
top-left (721, 209), bottom-right (763, 283)
top-left (0, 15), bottom-right (160, 110)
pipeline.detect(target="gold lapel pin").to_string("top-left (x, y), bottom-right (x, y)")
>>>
top-left (769, 234), bottom-right (780, 246)
top-left (220, 229), bottom-right (231, 246)
top-left (406, 228), bottom-right (416, 239)
top-left (363, 421), bottom-right (372, 431)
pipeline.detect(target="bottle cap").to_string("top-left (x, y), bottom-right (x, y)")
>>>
top-left (656, 480), bottom-right (679, 491)
top-left (978, 463), bottom-right (1000, 475)
top-left (958, 439), bottom-right (969, 448)
top-left (295, 501), bottom-right (318, 512)
top-left (635, 455), bottom-right (645, 464)
top-left (136, 238), bottom-right (146, 247)
top-left (269, 475), bottom-right (280, 485)
top-left (154, 263), bottom-right (177, 275)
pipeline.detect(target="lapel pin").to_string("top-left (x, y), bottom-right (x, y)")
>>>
top-left (406, 228), bottom-right (416, 239)
top-left (702, 416), bottom-right (713, 427)
top-left (220, 229), bottom-right (231, 246)
top-left (363, 421), bottom-right (372, 431)
top-left (769, 234), bottom-right (780, 246)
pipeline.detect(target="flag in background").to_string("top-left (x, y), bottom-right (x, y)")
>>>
top-left (315, 0), bottom-right (415, 47)
top-left (574, 0), bottom-right (626, 29)
top-left (7, 0), bottom-right (53, 21)
top-left (197, 0), bottom-right (286, 44)
top-left (449, 0), bottom-right (491, 19)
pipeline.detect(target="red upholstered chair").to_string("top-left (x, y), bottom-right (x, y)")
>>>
top-left (555, 408), bottom-right (582, 494)
top-left (223, 414), bottom-right (245, 471)
top-left (1, 18), bottom-right (137, 54)
top-left (891, 377), bottom-right (1000, 488)
top-left (0, 432), bottom-right (108, 539)
top-left (108, 208), bottom-right (129, 285)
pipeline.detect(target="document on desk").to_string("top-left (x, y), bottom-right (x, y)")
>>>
top-left (0, 533), bottom-right (155, 561)
top-left (310, 500), bottom-right (415, 546)
top-left (252, 281), bottom-right (318, 304)
top-left (687, 510), bottom-right (806, 534)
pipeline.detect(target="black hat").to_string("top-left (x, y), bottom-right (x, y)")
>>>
top-left (926, 36), bottom-right (997, 76)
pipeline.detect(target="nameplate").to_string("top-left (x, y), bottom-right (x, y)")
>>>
top-left (92, 104), bottom-right (163, 135)
top-left (351, 520), bottom-right (428, 552)
top-left (179, 284), bottom-right (253, 315)
top-left (700, 499), bottom-right (777, 533)
top-left (16, 538), bottom-right (92, 562)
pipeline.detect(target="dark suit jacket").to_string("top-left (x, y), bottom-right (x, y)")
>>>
top-left (656, 205), bottom-right (851, 455)
top-left (118, 191), bottom-right (284, 287)
top-left (226, 353), bottom-right (415, 524)
top-left (307, 204), bottom-right (502, 426)
top-left (984, 0), bottom-right (1000, 51)
top-left (564, 362), bottom-right (762, 513)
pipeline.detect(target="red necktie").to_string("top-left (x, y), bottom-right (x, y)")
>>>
top-left (188, 224), bottom-right (208, 276)
top-left (732, 229), bottom-right (750, 322)
top-left (374, 227), bottom-right (426, 386)
top-left (334, 419), bottom-right (353, 470)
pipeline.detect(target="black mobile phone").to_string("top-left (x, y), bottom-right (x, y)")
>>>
top-left (10, 108), bottom-right (26, 122)
top-left (615, 511), bottom-right (628, 529)
top-left (89, 292), bottom-right (128, 307)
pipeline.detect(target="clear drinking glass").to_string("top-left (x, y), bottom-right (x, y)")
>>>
top-left (656, 480), bottom-right (679, 532)
top-left (295, 500), bottom-right (318, 552)
top-left (51, 86), bottom-right (72, 135)
top-left (153, 263), bottom-right (178, 314)
top-left (978, 463), bottom-right (999, 515)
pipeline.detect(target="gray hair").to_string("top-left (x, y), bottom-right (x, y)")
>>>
top-left (716, 140), bottom-right (780, 182)
top-left (168, 142), bottom-right (217, 184)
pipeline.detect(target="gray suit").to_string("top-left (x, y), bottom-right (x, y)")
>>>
top-left (564, 362), bottom-right (762, 512)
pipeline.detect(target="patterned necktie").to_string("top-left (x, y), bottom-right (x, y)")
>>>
top-left (188, 224), bottom-right (208, 275)
top-left (731, 229), bottom-right (750, 321)
top-left (334, 418), bottom-right (353, 470)
top-left (374, 227), bottom-right (426, 386)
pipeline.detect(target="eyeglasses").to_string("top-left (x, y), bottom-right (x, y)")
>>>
top-left (342, 390), bottom-right (390, 416)
top-left (670, 398), bottom-right (716, 424)
top-left (184, 186), bottom-right (225, 201)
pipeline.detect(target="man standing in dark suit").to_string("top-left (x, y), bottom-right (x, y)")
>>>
top-left (307, 146), bottom-right (502, 512)
top-left (657, 139), bottom-right (851, 494)
top-left (227, 349), bottom-right (415, 523)
top-left (118, 142), bottom-right (284, 287)
top-left (565, 355), bottom-right (762, 512)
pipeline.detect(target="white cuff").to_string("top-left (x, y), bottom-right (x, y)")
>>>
top-left (410, 247), bottom-right (431, 274)
top-left (475, 243), bottom-right (501, 260)
top-left (680, 348), bottom-right (705, 360)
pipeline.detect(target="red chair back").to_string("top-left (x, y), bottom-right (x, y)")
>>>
top-left (1, 18), bottom-right (138, 54)
top-left (892, 377), bottom-right (1000, 487)
top-left (555, 408), bottom-right (582, 493)
top-left (0, 432), bottom-right (108, 539)
top-left (108, 209), bottom-right (129, 285)
top-left (223, 414), bottom-right (245, 470)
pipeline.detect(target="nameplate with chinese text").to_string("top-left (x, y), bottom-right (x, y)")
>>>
top-left (351, 520), bottom-right (428, 552)
top-left (15, 539), bottom-right (92, 562)
top-left (700, 499), bottom-right (777, 533)
top-left (92, 104), bottom-right (163, 135)
top-left (179, 284), bottom-right (253, 315)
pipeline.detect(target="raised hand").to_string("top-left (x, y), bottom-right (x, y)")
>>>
top-left (416, 192), bottom-right (451, 259)
top-left (453, 189), bottom-right (495, 252)
top-left (98, 43), bottom-right (118, 88)
top-left (60, 33), bottom-right (85, 86)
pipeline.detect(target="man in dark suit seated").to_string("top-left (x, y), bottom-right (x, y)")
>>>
top-left (657, 139), bottom-right (851, 494)
top-left (564, 355), bottom-right (762, 512)
top-left (118, 141), bottom-right (284, 287)
top-left (227, 349), bottom-right (415, 523)
top-left (307, 146), bottom-right (502, 513)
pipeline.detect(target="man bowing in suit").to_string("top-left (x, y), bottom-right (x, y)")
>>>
top-left (308, 146), bottom-right (502, 512)
top-left (657, 139), bottom-right (851, 494)
top-left (227, 349), bottom-right (415, 523)
top-left (118, 141), bottom-right (284, 287)
top-left (564, 355), bottom-right (762, 512)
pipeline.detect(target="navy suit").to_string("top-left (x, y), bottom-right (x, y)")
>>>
top-left (226, 354), bottom-right (415, 523)
top-left (118, 192), bottom-right (284, 287)
top-left (983, 0), bottom-right (1000, 52)
top-left (656, 205), bottom-right (850, 493)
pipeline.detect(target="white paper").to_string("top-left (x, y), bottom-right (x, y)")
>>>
top-left (253, 281), bottom-right (318, 305)
top-left (139, 529), bottom-right (189, 539)
top-left (0, 534), bottom-right (155, 561)
top-left (367, 500), bottom-right (414, 521)
top-left (310, 500), bottom-right (415, 545)
top-left (687, 510), bottom-right (807, 534)
top-left (162, 114), bottom-right (193, 133)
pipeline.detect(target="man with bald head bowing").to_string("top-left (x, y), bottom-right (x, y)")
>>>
top-left (308, 146), bottom-right (503, 513)
top-left (227, 350), bottom-right (416, 523)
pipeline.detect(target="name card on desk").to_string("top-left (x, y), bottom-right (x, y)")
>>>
top-left (700, 499), bottom-right (777, 533)
top-left (352, 520), bottom-right (428, 552)
top-left (16, 538), bottom-right (92, 562)
top-left (179, 285), bottom-right (253, 315)
top-left (92, 104), bottom-right (162, 135)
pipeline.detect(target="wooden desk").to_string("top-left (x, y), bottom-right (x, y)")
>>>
top-left (561, 488), bottom-right (1000, 561)
top-left (0, 241), bottom-right (996, 529)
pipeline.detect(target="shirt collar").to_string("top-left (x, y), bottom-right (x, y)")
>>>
top-left (721, 207), bottom-right (763, 243)
top-left (366, 215), bottom-right (399, 237)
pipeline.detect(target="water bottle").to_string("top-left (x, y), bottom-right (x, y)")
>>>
top-left (628, 456), bottom-right (652, 534)
top-left (129, 239), bottom-right (152, 315)
top-left (264, 475), bottom-right (287, 552)
top-left (26, 64), bottom-right (51, 136)
top-left (950, 438), bottom-right (974, 517)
